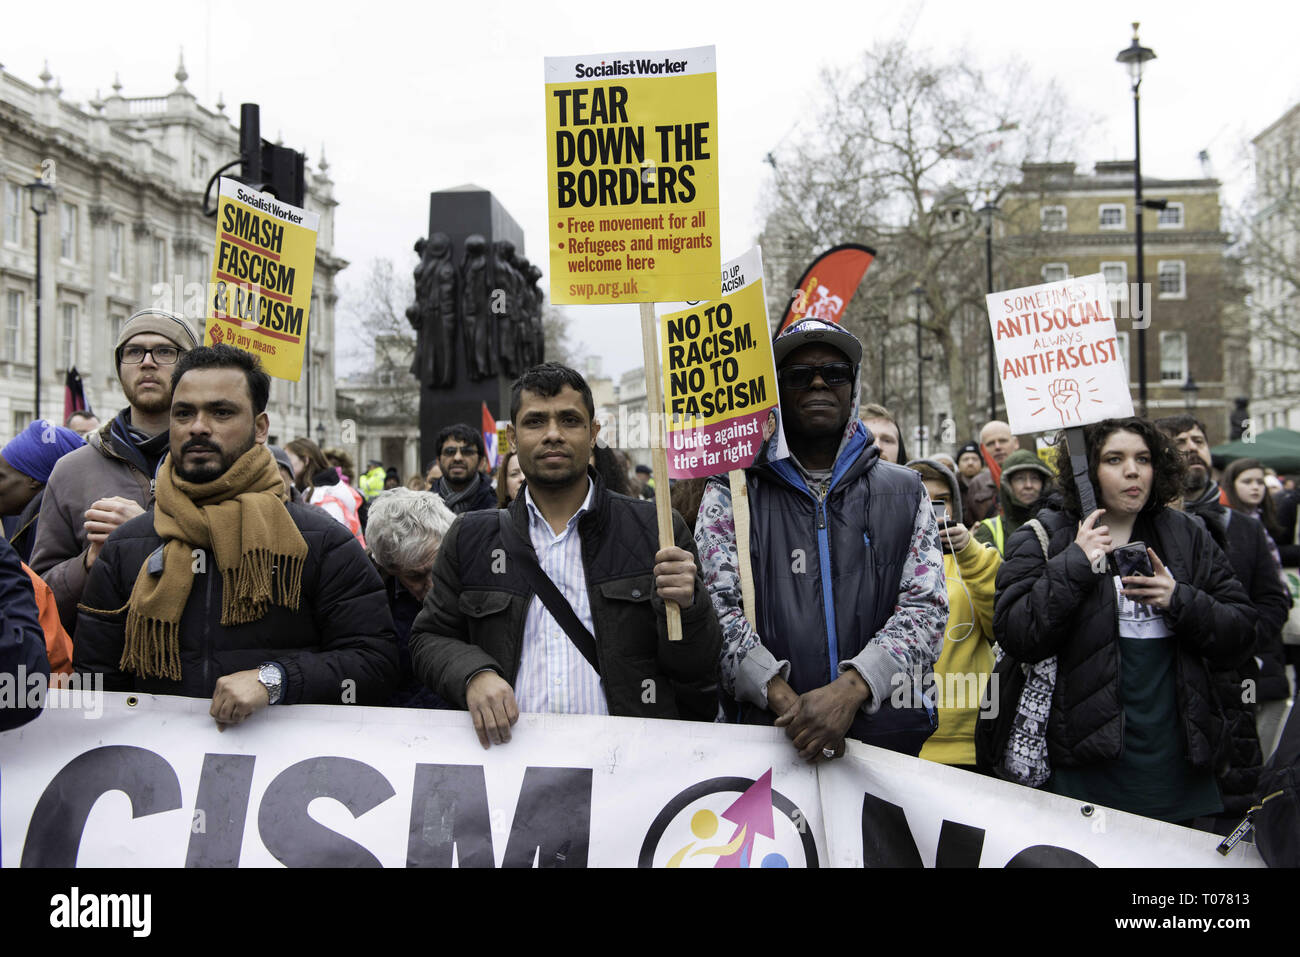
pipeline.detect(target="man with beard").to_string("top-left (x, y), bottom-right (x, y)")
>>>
top-left (430, 424), bottom-right (498, 514)
top-left (32, 310), bottom-right (199, 635)
top-left (73, 345), bottom-right (398, 727)
top-left (409, 363), bottom-right (721, 750)
top-left (1156, 413), bottom-right (1292, 826)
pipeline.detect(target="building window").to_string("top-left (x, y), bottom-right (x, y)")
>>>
top-left (1040, 206), bottom-right (1067, 231)
top-left (1157, 203), bottom-right (1184, 228)
top-left (1160, 331), bottom-right (1187, 382)
top-left (153, 237), bottom-right (166, 285)
top-left (60, 303), bottom-right (78, 369)
top-left (4, 290), bottom-right (23, 361)
top-left (12, 411), bottom-right (32, 436)
top-left (60, 203), bottom-right (78, 261)
top-left (1158, 260), bottom-right (1186, 298)
top-left (110, 313), bottom-right (126, 354)
top-left (1099, 204), bottom-right (1126, 230)
top-left (109, 222), bottom-right (125, 276)
top-left (3, 183), bottom-right (21, 245)
top-left (1116, 331), bottom-right (1130, 378)
top-left (1041, 263), bottom-right (1069, 283)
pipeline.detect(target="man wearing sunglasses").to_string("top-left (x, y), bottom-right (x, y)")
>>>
top-left (696, 318), bottom-right (947, 762)
top-left (31, 309), bottom-right (198, 635)
top-left (431, 424), bottom-right (498, 514)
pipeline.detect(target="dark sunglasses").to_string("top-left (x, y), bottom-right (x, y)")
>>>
top-left (777, 362), bottom-right (853, 390)
top-left (439, 445), bottom-right (478, 458)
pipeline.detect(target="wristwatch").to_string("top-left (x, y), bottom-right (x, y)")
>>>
top-left (258, 662), bottom-right (285, 705)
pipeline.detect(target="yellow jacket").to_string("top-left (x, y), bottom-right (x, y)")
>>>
top-left (918, 536), bottom-right (1000, 767)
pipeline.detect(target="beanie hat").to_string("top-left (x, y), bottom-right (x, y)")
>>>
top-left (956, 440), bottom-right (983, 464)
top-left (2, 419), bottom-right (85, 484)
top-left (115, 309), bottom-right (199, 370)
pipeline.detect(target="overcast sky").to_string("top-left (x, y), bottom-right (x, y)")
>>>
top-left (5, 0), bottom-right (1298, 382)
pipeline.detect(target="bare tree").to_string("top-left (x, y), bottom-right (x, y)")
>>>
top-left (759, 37), bottom-right (1090, 439)
top-left (336, 256), bottom-right (420, 419)
top-left (1236, 125), bottom-right (1300, 422)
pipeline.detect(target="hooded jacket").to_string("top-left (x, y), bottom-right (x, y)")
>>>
top-left (973, 449), bottom-right (1054, 555)
top-left (695, 324), bottom-right (947, 753)
top-left (30, 410), bottom-right (167, 635)
top-left (907, 459), bottom-right (1001, 767)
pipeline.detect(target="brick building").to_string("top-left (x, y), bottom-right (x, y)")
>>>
top-left (1000, 161), bottom-right (1247, 443)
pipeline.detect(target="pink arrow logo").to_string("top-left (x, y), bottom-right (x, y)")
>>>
top-left (714, 769), bottom-right (775, 868)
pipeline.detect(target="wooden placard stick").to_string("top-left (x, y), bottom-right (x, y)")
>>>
top-left (728, 469), bottom-right (757, 625)
top-left (640, 301), bottom-right (683, 641)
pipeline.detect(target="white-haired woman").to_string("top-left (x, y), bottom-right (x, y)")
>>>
top-left (367, 488), bottom-right (457, 708)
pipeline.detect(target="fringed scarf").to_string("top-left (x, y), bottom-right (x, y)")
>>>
top-left (120, 444), bottom-right (307, 680)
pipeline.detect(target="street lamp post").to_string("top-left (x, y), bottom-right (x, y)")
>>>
top-left (978, 202), bottom-right (999, 422)
top-left (24, 181), bottom-right (56, 421)
top-left (1117, 22), bottom-right (1156, 416)
top-left (912, 286), bottom-right (926, 458)
top-left (1181, 375), bottom-right (1199, 411)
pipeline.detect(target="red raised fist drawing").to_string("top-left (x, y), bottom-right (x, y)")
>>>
top-left (1049, 378), bottom-right (1081, 425)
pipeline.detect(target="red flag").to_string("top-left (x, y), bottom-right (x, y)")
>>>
top-left (773, 244), bottom-right (876, 338)
top-left (481, 402), bottom-right (499, 469)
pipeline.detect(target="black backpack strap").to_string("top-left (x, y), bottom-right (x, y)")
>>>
top-left (497, 509), bottom-right (601, 674)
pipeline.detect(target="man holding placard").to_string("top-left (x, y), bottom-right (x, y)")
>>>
top-left (696, 319), bottom-right (947, 761)
top-left (409, 363), bottom-right (721, 749)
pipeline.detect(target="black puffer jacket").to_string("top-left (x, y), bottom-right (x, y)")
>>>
top-left (993, 506), bottom-right (1256, 771)
top-left (74, 502), bottom-right (399, 704)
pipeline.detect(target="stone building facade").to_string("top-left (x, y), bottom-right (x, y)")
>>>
top-left (0, 58), bottom-right (344, 445)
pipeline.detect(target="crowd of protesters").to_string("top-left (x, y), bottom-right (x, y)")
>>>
top-left (1, 308), bottom-right (1297, 846)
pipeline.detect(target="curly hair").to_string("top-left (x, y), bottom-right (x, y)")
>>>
top-left (1053, 417), bottom-right (1186, 518)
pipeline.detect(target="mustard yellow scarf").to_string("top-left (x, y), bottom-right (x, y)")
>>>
top-left (120, 444), bottom-right (307, 680)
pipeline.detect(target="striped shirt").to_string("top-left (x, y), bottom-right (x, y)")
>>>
top-left (513, 479), bottom-right (609, 715)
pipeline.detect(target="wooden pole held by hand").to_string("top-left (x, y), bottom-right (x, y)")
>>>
top-left (640, 301), bottom-right (682, 641)
top-left (728, 469), bottom-right (756, 625)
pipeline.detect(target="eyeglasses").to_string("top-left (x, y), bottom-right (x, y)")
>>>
top-left (777, 362), bottom-right (853, 390)
top-left (120, 344), bottom-right (180, 365)
top-left (439, 445), bottom-right (478, 458)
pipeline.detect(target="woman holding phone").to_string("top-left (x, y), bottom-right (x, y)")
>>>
top-left (992, 417), bottom-right (1256, 824)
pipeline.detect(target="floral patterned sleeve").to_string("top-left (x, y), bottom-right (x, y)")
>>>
top-left (694, 478), bottom-right (790, 711)
top-left (837, 487), bottom-right (947, 715)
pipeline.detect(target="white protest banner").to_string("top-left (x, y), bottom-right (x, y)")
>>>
top-left (986, 273), bottom-right (1133, 435)
top-left (0, 694), bottom-right (1261, 868)
top-left (821, 742), bottom-right (1262, 868)
top-left (659, 246), bottom-right (787, 479)
top-left (0, 693), bottom-right (823, 868)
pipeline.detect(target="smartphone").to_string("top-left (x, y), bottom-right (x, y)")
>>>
top-left (1113, 541), bottom-right (1154, 578)
top-left (932, 501), bottom-right (949, 526)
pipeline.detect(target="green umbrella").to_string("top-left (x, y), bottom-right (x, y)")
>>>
top-left (1211, 428), bottom-right (1300, 472)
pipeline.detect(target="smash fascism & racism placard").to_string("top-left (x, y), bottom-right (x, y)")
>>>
top-left (985, 273), bottom-right (1134, 435)
top-left (659, 247), bottom-right (785, 478)
top-left (545, 46), bottom-right (720, 305)
top-left (207, 178), bottom-right (320, 381)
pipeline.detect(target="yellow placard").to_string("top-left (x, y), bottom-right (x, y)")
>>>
top-left (659, 247), bottom-right (785, 478)
top-left (545, 46), bottom-right (720, 305)
top-left (206, 177), bottom-right (320, 380)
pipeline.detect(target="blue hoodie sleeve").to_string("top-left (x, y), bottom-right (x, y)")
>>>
top-left (0, 536), bottom-right (50, 731)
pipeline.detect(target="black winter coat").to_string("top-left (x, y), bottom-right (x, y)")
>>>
top-left (0, 535), bottom-right (49, 731)
top-left (993, 506), bottom-right (1256, 771)
top-left (74, 502), bottom-right (399, 704)
top-left (409, 470), bottom-right (722, 720)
